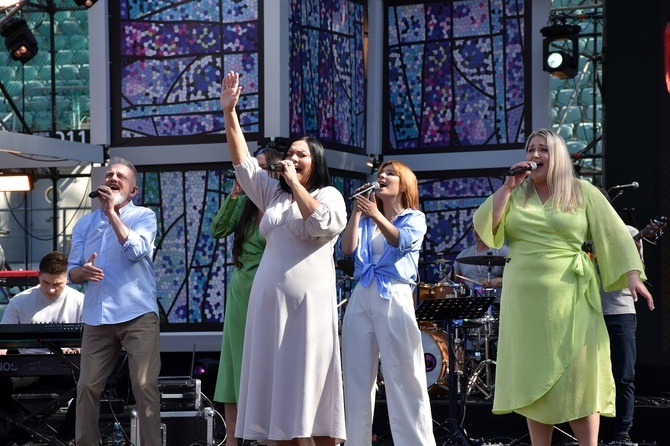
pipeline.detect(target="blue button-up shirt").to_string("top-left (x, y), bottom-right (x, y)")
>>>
top-left (68, 202), bottom-right (158, 325)
top-left (353, 209), bottom-right (426, 299)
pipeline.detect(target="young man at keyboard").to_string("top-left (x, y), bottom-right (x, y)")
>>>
top-left (0, 251), bottom-right (83, 446)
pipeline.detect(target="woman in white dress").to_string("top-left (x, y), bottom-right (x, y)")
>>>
top-left (220, 71), bottom-right (347, 446)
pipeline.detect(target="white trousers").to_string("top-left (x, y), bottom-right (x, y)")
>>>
top-left (341, 281), bottom-right (436, 446)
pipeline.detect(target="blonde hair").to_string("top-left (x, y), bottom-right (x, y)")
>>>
top-left (524, 128), bottom-right (583, 213)
top-left (375, 160), bottom-right (420, 211)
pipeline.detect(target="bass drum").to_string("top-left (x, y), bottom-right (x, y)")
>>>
top-left (421, 328), bottom-right (450, 396)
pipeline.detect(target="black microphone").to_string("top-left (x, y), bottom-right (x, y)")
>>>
top-left (268, 164), bottom-right (284, 172)
top-left (609, 181), bottom-right (639, 191)
top-left (224, 171), bottom-right (237, 179)
top-left (349, 182), bottom-right (380, 200)
top-left (88, 190), bottom-right (99, 198)
top-left (505, 161), bottom-right (537, 177)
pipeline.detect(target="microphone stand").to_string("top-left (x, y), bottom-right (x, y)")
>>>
top-left (607, 189), bottom-right (625, 203)
top-left (607, 184), bottom-right (638, 203)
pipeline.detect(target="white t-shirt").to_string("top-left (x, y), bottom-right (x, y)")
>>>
top-left (600, 226), bottom-right (642, 316)
top-left (1, 285), bottom-right (84, 354)
top-left (1, 285), bottom-right (84, 324)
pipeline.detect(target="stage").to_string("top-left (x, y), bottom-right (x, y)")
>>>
top-left (370, 396), bottom-right (670, 445)
top-left (12, 393), bottom-right (669, 445)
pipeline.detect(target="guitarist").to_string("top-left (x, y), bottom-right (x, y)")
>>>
top-left (600, 225), bottom-right (656, 445)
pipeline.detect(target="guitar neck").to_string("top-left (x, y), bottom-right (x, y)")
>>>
top-left (633, 216), bottom-right (667, 242)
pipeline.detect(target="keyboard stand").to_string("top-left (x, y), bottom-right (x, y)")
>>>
top-left (0, 388), bottom-right (75, 445)
top-left (0, 339), bottom-right (79, 445)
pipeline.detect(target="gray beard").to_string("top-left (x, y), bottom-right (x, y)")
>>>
top-left (113, 191), bottom-right (129, 207)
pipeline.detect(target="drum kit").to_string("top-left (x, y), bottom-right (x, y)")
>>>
top-left (414, 253), bottom-right (506, 401)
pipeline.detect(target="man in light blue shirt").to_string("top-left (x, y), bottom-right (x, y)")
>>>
top-left (68, 157), bottom-right (162, 446)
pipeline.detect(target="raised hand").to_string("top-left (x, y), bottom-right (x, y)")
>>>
top-left (220, 71), bottom-right (243, 112)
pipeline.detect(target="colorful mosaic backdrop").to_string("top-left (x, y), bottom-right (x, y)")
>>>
top-left (385, 0), bottom-right (528, 152)
top-left (418, 175), bottom-right (504, 283)
top-left (288, 0), bottom-right (366, 151)
top-left (132, 166), bottom-right (500, 325)
top-left (112, 0), bottom-right (261, 144)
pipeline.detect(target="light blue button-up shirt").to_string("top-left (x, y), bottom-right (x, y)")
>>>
top-left (353, 209), bottom-right (426, 299)
top-left (68, 201), bottom-right (158, 325)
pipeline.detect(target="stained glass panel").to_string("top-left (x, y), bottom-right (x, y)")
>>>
top-left (385, 0), bottom-right (528, 153)
top-left (289, 0), bottom-right (366, 151)
top-left (112, 0), bottom-right (261, 145)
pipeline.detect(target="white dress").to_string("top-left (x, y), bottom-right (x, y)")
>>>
top-left (234, 156), bottom-right (347, 443)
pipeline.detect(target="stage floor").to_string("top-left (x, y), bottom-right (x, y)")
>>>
top-left (371, 396), bottom-right (670, 445)
top-left (18, 394), bottom-right (670, 445)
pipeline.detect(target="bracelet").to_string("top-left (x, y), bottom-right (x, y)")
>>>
top-left (503, 184), bottom-right (514, 191)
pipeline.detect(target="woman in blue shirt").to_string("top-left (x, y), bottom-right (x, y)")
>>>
top-left (340, 160), bottom-right (436, 446)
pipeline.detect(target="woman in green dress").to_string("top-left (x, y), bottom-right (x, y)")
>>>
top-left (473, 129), bottom-right (652, 446)
top-left (211, 147), bottom-right (281, 446)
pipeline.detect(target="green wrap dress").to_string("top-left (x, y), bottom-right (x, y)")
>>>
top-left (473, 179), bottom-right (645, 424)
top-left (211, 194), bottom-right (265, 403)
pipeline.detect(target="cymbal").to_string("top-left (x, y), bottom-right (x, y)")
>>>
top-left (455, 255), bottom-right (507, 266)
top-left (336, 259), bottom-right (355, 277)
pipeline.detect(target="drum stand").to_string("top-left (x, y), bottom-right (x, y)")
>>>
top-left (465, 358), bottom-right (495, 399)
top-left (416, 296), bottom-right (494, 446)
top-left (463, 260), bottom-right (500, 399)
top-left (462, 296), bottom-right (496, 399)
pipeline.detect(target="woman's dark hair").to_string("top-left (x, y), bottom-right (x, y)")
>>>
top-left (279, 136), bottom-right (331, 193)
top-left (232, 148), bottom-right (282, 269)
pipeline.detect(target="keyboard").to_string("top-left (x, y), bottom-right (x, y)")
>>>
top-left (0, 270), bottom-right (39, 288)
top-left (0, 323), bottom-right (83, 349)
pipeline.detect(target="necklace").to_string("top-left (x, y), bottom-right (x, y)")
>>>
top-left (389, 208), bottom-right (405, 224)
top-left (375, 209), bottom-right (404, 233)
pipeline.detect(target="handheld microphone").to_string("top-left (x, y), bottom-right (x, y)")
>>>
top-left (505, 162), bottom-right (537, 177)
top-left (224, 171), bottom-right (237, 179)
top-left (349, 182), bottom-right (380, 200)
top-left (609, 181), bottom-right (639, 191)
top-left (268, 164), bottom-right (285, 172)
top-left (88, 190), bottom-right (99, 198)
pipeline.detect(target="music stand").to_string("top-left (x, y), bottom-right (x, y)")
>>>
top-left (416, 297), bottom-right (494, 446)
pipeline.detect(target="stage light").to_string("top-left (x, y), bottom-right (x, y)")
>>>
top-left (540, 23), bottom-right (581, 79)
top-left (0, 16), bottom-right (38, 64)
top-left (0, 1), bottom-right (21, 8)
top-left (0, 173), bottom-right (34, 191)
top-left (73, 0), bottom-right (98, 7)
top-left (193, 358), bottom-right (219, 380)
